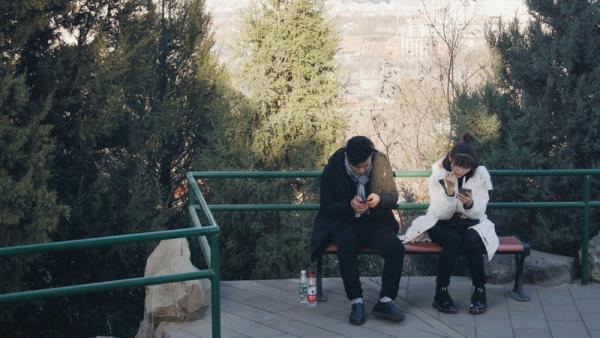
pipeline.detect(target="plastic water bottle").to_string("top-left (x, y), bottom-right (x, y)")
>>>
top-left (298, 270), bottom-right (308, 303)
top-left (307, 271), bottom-right (317, 307)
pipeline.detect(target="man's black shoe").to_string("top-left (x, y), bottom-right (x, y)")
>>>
top-left (372, 301), bottom-right (405, 322)
top-left (469, 286), bottom-right (487, 315)
top-left (433, 285), bottom-right (458, 314)
top-left (349, 302), bottom-right (365, 325)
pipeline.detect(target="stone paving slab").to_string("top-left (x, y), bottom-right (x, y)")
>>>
top-left (167, 277), bottom-right (600, 338)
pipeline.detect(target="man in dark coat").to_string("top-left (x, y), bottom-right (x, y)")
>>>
top-left (309, 136), bottom-right (405, 325)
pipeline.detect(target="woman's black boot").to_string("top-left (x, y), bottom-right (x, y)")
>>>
top-left (469, 286), bottom-right (487, 314)
top-left (432, 285), bottom-right (458, 314)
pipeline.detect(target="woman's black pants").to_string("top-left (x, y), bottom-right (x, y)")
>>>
top-left (428, 221), bottom-right (486, 287)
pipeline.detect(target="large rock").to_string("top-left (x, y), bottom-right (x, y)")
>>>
top-left (584, 233), bottom-right (600, 282)
top-left (523, 249), bottom-right (577, 286)
top-left (485, 254), bottom-right (516, 284)
top-left (154, 322), bottom-right (182, 338)
top-left (485, 250), bottom-right (577, 286)
top-left (135, 238), bottom-right (210, 338)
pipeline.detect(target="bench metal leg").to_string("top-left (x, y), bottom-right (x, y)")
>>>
top-left (316, 255), bottom-right (328, 302)
top-left (507, 244), bottom-right (530, 301)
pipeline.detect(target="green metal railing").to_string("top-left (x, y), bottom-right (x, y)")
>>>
top-left (192, 169), bottom-right (600, 285)
top-left (0, 172), bottom-right (221, 338)
top-left (1, 168), bottom-right (597, 337)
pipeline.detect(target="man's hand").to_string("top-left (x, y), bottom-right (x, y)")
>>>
top-left (351, 195), bottom-right (369, 214)
top-left (365, 193), bottom-right (380, 208)
top-left (457, 191), bottom-right (473, 209)
top-left (444, 172), bottom-right (458, 196)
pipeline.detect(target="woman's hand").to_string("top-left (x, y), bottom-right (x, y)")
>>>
top-left (457, 191), bottom-right (473, 208)
top-left (444, 172), bottom-right (458, 196)
top-left (351, 195), bottom-right (369, 214)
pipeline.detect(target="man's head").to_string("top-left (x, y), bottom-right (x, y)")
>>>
top-left (346, 136), bottom-right (374, 175)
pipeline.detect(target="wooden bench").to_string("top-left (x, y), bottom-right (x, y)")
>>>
top-left (316, 235), bottom-right (531, 302)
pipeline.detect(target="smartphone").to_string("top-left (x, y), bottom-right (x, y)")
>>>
top-left (459, 188), bottom-right (471, 195)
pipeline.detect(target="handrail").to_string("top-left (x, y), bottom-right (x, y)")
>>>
top-left (0, 173), bottom-right (222, 338)
top-left (186, 171), bottom-right (221, 337)
top-left (202, 201), bottom-right (591, 211)
top-left (189, 170), bottom-right (322, 178)
top-left (191, 169), bottom-right (600, 178)
top-left (1, 168), bottom-right (596, 338)
top-left (0, 271), bottom-right (214, 303)
top-left (0, 226), bottom-right (218, 257)
top-left (188, 172), bottom-right (219, 226)
top-left (191, 169), bottom-right (599, 285)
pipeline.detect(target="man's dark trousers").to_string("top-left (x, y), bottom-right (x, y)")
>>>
top-left (331, 221), bottom-right (405, 300)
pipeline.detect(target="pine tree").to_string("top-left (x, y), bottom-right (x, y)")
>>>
top-left (40, 1), bottom-right (227, 336)
top-left (452, 0), bottom-right (600, 254)
top-left (0, 2), bottom-right (70, 333)
top-left (240, 0), bottom-right (345, 169)
top-left (2, 0), bottom-right (231, 336)
top-left (197, 0), bottom-right (346, 280)
top-left (0, 0), bottom-right (66, 297)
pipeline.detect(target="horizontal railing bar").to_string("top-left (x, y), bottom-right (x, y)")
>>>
top-left (490, 169), bottom-right (600, 176)
top-left (191, 171), bottom-right (322, 178)
top-left (392, 171), bottom-right (431, 177)
top-left (397, 202), bottom-right (589, 209)
top-left (397, 203), bottom-right (428, 210)
top-left (0, 226), bottom-right (219, 257)
top-left (395, 202), bottom-right (587, 210)
top-left (206, 204), bottom-right (320, 211)
top-left (490, 201), bottom-right (586, 208)
top-left (190, 169), bottom-right (600, 179)
top-left (206, 201), bottom-right (598, 211)
top-left (0, 270), bottom-right (214, 303)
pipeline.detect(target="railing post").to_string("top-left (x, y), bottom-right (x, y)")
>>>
top-left (210, 233), bottom-right (221, 338)
top-left (581, 175), bottom-right (590, 285)
top-left (187, 182), bottom-right (200, 267)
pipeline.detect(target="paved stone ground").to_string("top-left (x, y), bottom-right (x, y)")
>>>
top-left (162, 277), bottom-right (600, 338)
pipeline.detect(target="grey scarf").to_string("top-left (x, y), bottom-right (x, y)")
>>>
top-left (344, 155), bottom-right (372, 218)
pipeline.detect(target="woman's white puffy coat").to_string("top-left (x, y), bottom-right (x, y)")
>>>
top-left (401, 159), bottom-right (500, 261)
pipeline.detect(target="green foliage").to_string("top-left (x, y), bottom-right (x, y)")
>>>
top-left (199, 177), bottom-right (320, 280)
top-left (451, 0), bottom-right (600, 255)
top-left (0, 69), bottom-right (64, 299)
top-left (193, 0), bottom-right (346, 280)
top-left (0, 0), bottom-right (348, 334)
top-left (0, 0), bottom-right (66, 305)
top-left (451, 85), bottom-right (501, 146)
top-left (239, 0), bottom-right (345, 169)
top-left (1, 0), bottom-right (232, 336)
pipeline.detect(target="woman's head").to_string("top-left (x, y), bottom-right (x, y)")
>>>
top-left (443, 132), bottom-right (479, 178)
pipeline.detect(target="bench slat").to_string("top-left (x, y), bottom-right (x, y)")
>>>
top-left (324, 236), bottom-right (525, 254)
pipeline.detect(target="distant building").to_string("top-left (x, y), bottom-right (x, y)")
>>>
top-left (206, 0), bottom-right (528, 117)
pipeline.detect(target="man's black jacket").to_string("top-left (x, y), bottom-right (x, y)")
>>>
top-left (309, 147), bottom-right (399, 261)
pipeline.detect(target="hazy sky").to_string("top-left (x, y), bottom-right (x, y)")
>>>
top-left (205, 0), bottom-right (528, 17)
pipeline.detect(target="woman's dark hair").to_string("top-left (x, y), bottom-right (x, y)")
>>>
top-left (346, 136), bottom-right (374, 165)
top-left (442, 132), bottom-right (479, 176)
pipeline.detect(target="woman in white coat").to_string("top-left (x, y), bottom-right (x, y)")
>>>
top-left (402, 133), bottom-right (498, 315)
